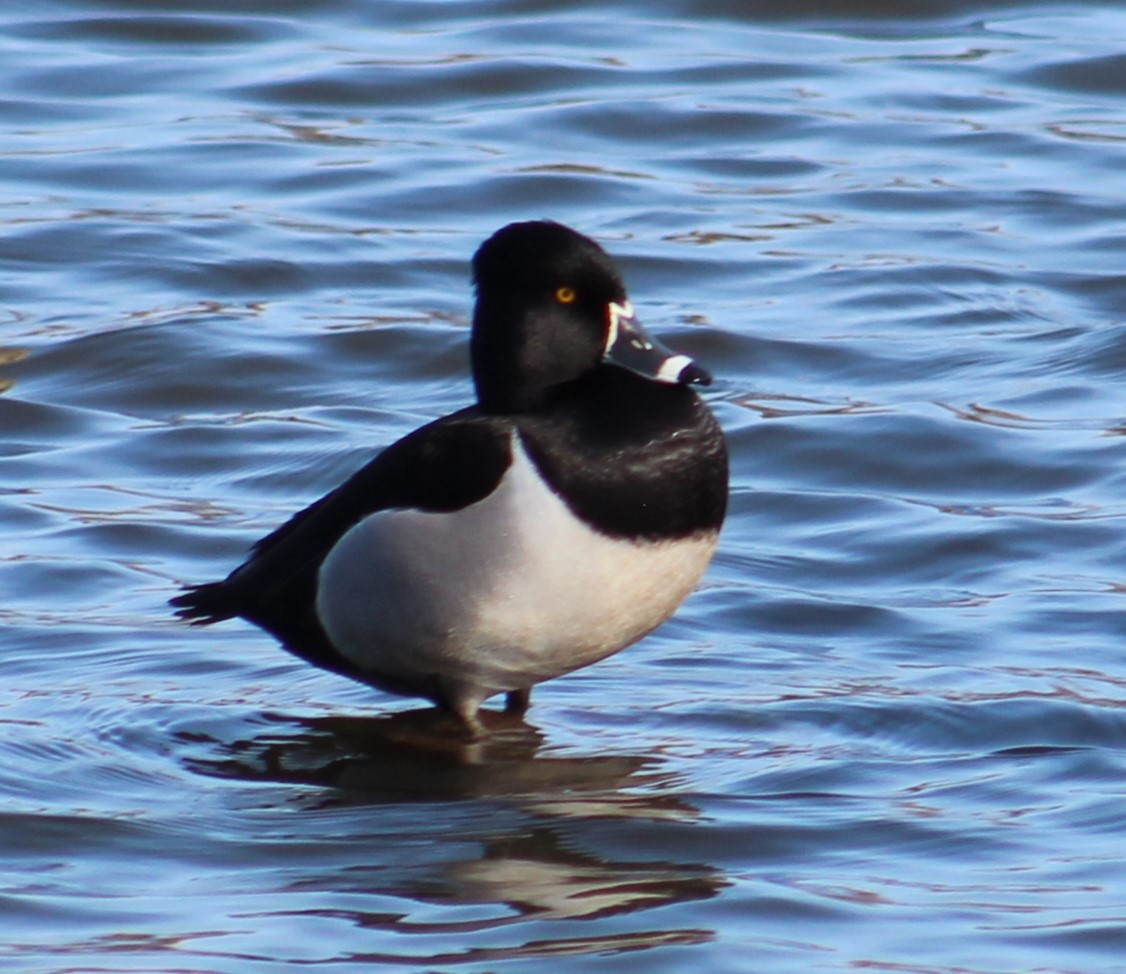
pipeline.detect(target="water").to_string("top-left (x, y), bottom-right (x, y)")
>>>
top-left (3, 1), bottom-right (1126, 971)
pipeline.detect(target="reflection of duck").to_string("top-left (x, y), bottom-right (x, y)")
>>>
top-left (182, 707), bottom-right (682, 808)
top-left (173, 222), bottom-right (727, 732)
top-left (0, 344), bottom-right (28, 394)
top-left (436, 827), bottom-right (722, 925)
top-left (179, 708), bottom-right (725, 941)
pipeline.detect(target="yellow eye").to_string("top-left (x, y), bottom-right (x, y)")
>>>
top-left (555, 286), bottom-right (577, 304)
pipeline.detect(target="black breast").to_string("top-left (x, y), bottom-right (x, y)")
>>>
top-left (516, 367), bottom-right (728, 541)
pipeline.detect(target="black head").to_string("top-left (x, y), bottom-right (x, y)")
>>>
top-left (470, 221), bottom-right (710, 413)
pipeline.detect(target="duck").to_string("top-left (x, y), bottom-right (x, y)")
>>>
top-left (172, 221), bottom-right (728, 734)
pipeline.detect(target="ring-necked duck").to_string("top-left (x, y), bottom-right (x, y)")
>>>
top-left (172, 221), bottom-right (728, 734)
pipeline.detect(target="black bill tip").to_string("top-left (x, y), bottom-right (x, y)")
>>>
top-left (676, 361), bottom-right (712, 386)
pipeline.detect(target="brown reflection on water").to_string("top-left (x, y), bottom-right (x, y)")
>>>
top-left (733, 391), bottom-right (886, 419)
top-left (184, 707), bottom-right (681, 804)
top-left (179, 708), bottom-right (726, 960)
top-left (0, 343), bottom-right (28, 394)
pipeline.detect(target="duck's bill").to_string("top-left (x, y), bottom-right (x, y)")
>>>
top-left (604, 301), bottom-right (712, 387)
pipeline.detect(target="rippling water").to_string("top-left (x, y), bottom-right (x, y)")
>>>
top-left (3, 1), bottom-right (1126, 971)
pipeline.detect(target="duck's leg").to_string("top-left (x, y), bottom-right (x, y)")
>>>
top-left (452, 707), bottom-right (485, 738)
top-left (440, 680), bottom-right (489, 737)
top-left (504, 687), bottom-right (531, 715)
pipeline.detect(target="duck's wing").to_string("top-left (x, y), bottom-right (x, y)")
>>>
top-left (170, 408), bottom-right (512, 654)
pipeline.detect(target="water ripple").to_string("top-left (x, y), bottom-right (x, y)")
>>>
top-left (3, 2), bottom-right (1126, 972)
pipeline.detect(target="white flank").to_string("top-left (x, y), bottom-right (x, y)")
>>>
top-left (315, 433), bottom-right (716, 700)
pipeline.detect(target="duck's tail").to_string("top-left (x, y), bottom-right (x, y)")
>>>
top-left (169, 581), bottom-right (239, 625)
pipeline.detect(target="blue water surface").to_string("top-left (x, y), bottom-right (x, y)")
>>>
top-left (2, 1), bottom-right (1126, 971)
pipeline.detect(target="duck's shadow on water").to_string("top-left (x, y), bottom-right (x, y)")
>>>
top-left (183, 707), bottom-right (664, 802)
top-left (177, 707), bottom-right (727, 937)
top-left (185, 707), bottom-right (524, 799)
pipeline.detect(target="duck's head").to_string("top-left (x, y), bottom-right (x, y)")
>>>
top-left (470, 221), bottom-right (711, 413)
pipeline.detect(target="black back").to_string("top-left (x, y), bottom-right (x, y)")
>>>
top-left (170, 411), bottom-right (514, 676)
